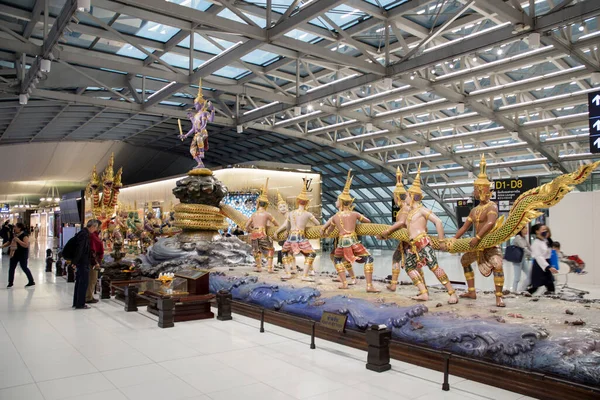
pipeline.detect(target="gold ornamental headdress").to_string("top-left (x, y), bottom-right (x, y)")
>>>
top-left (195, 79), bottom-right (204, 104)
top-left (114, 167), bottom-right (123, 189)
top-left (296, 178), bottom-right (310, 203)
top-left (394, 167), bottom-right (406, 196)
top-left (258, 178), bottom-right (270, 204)
top-left (474, 154), bottom-right (491, 187)
top-left (407, 163), bottom-right (423, 197)
top-left (102, 153), bottom-right (115, 182)
top-left (277, 190), bottom-right (286, 206)
top-left (90, 165), bottom-right (100, 188)
top-left (337, 169), bottom-right (354, 203)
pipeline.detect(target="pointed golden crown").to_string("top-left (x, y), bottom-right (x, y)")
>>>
top-left (102, 153), bottom-right (115, 182)
top-left (296, 178), bottom-right (310, 203)
top-left (258, 178), bottom-right (270, 204)
top-left (474, 154), bottom-right (491, 187)
top-left (195, 79), bottom-right (204, 104)
top-left (394, 167), bottom-right (406, 195)
top-left (337, 169), bottom-right (354, 203)
top-left (407, 163), bottom-right (423, 197)
top-left (277, 190), bottom-right (286, 206)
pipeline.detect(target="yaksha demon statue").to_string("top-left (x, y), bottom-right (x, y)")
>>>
top-left (453, 154), bottom-right (506, 307)
top-left (178, 80), bottom-right (215, 169)
top-left (275, 179), bottom-right (319, 281)
top-left (322, 170), bottom-right (379, 293)
top-left (245, 179), bottom-right (279, 273)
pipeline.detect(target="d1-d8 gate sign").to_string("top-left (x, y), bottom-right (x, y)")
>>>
top-left (491, 177), bottom-right (538, 212)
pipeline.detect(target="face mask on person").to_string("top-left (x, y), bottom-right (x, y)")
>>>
top-left (541, 231), bottom-right (548, 238)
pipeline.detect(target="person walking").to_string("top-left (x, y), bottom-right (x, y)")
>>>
top-left (511, 227), bottom-right (531, 293)
top-left (1, 221), bottom-right (13, 255)
top-left (527, 224), bottom-right (557, 295)
top-left (34, 225), bottom-right (39, 241)
top-left (7, 223), bottom-right (35, 288)
top-left (72, 220), bottom-right (99, 309)
top-left (86, 223), bottom-right (103, 304)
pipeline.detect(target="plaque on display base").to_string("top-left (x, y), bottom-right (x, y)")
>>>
top-left (146, 270), bottom-right (214, 322)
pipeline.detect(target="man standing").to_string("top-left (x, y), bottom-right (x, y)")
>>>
top-left (322, 170), bottom-right (379, 293)
top-left (0, 221), bottom-right (12, 255)
top-left (86, 223), bottom-right (104, 304)
top-left (275, 180), bottom-right (319, 281)
top-left (245, 179), bottom-right (279, 273)
top-left (454, 155), bottom-right (505, 307)
top-left (72, 220), bottom-right (99, 309)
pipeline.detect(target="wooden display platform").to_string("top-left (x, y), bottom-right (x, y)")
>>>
top-left (145, 292), bottom-right (215, 322)
top-left (228, 301), bottom-right (600, 400)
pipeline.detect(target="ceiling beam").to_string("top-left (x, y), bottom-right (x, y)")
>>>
top-left (21, 0), bottom-right (77, 94)
top-left (269, 0), bottom-right (344, 40)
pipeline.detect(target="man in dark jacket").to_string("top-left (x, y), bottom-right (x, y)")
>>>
top-left (72, 220), bottom-right (99, 309)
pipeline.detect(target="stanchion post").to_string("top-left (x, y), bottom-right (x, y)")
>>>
top-left (216, 289), bottom-right (233, 321)
top-left (260, 309), bottom-right (265, 333)
top-left (442, 352), bottom-right (451, 391)
top-left (100, 278), bottom-right (111, 299)
top-left (123, 285), bottom-right (138, 312)
top-left (310, 322), bottom-right (316, 349)
top-left (157, 297), bottom-right (175, 329)
top-left (365, 325), bottom-right (392, 372)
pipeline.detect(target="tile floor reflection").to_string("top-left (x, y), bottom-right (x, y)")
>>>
top-left (0, 237), bottom-right (540, 400)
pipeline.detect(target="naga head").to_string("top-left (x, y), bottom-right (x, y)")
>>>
top-left (90, 165), bottom-right (100, 191)
top-left (474, 154), bottom-right (492, 202)
top-left (407, 163), bottom-right (423, 207)
top-left (102, 153), bottom-right (115, 189)
top-left (113, 168), bottom-right (123, 190)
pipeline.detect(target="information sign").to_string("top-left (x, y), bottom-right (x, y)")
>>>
top-left (589, 91), bottom-right (600, 154)
top-left (320, 311), bottom-right (348, 333)
top-left (455, 200), bottom-right (474, 227)
top-left (391, 200), bottom-right (401, 224)
top-left (492, 177), bottom-right (538, 212)
top-left (0, 204), bottom-right (9, 213)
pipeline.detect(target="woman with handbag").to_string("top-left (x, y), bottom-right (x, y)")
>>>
top-left (505, 227), bottom-right (531, 293)
top-left (527, 224), bottom-right (558, 295)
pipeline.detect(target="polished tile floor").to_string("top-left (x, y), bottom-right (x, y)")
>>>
top-left (0, 237), bottom-right (538, 400)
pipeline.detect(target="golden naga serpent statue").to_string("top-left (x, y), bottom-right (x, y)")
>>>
top-left (220, 162), bottom-right (599, 254)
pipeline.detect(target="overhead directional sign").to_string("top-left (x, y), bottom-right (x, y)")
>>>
top-left (589, 91), bottom-right (600, 154)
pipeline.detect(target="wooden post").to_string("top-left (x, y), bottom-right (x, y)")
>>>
top-left (442, 352), bottom-right (451, 391)
top-left (124, 286), bottom-right (138, 312)
top-left (157, 297), bottom-right (175, 329)
top-left (216, 289), bottom-right (233, 321)
top-left (365, 325), bottom-right (392, 372)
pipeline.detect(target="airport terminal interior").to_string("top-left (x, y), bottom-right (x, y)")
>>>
top-left (1, 0), bottom-right (600, 399)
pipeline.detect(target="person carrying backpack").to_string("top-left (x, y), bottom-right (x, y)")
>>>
top-left (66, 220), bottom-right (99, 309)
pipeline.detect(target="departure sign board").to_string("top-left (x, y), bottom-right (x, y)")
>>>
top-left (391, 200), bottom-right (401, 224)
top-left (455, 199), bottom-right (474, 227)
top-left (589, 90), bottom-right (600, 154)
top-left (492, 177), bottom-right (538, 212)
